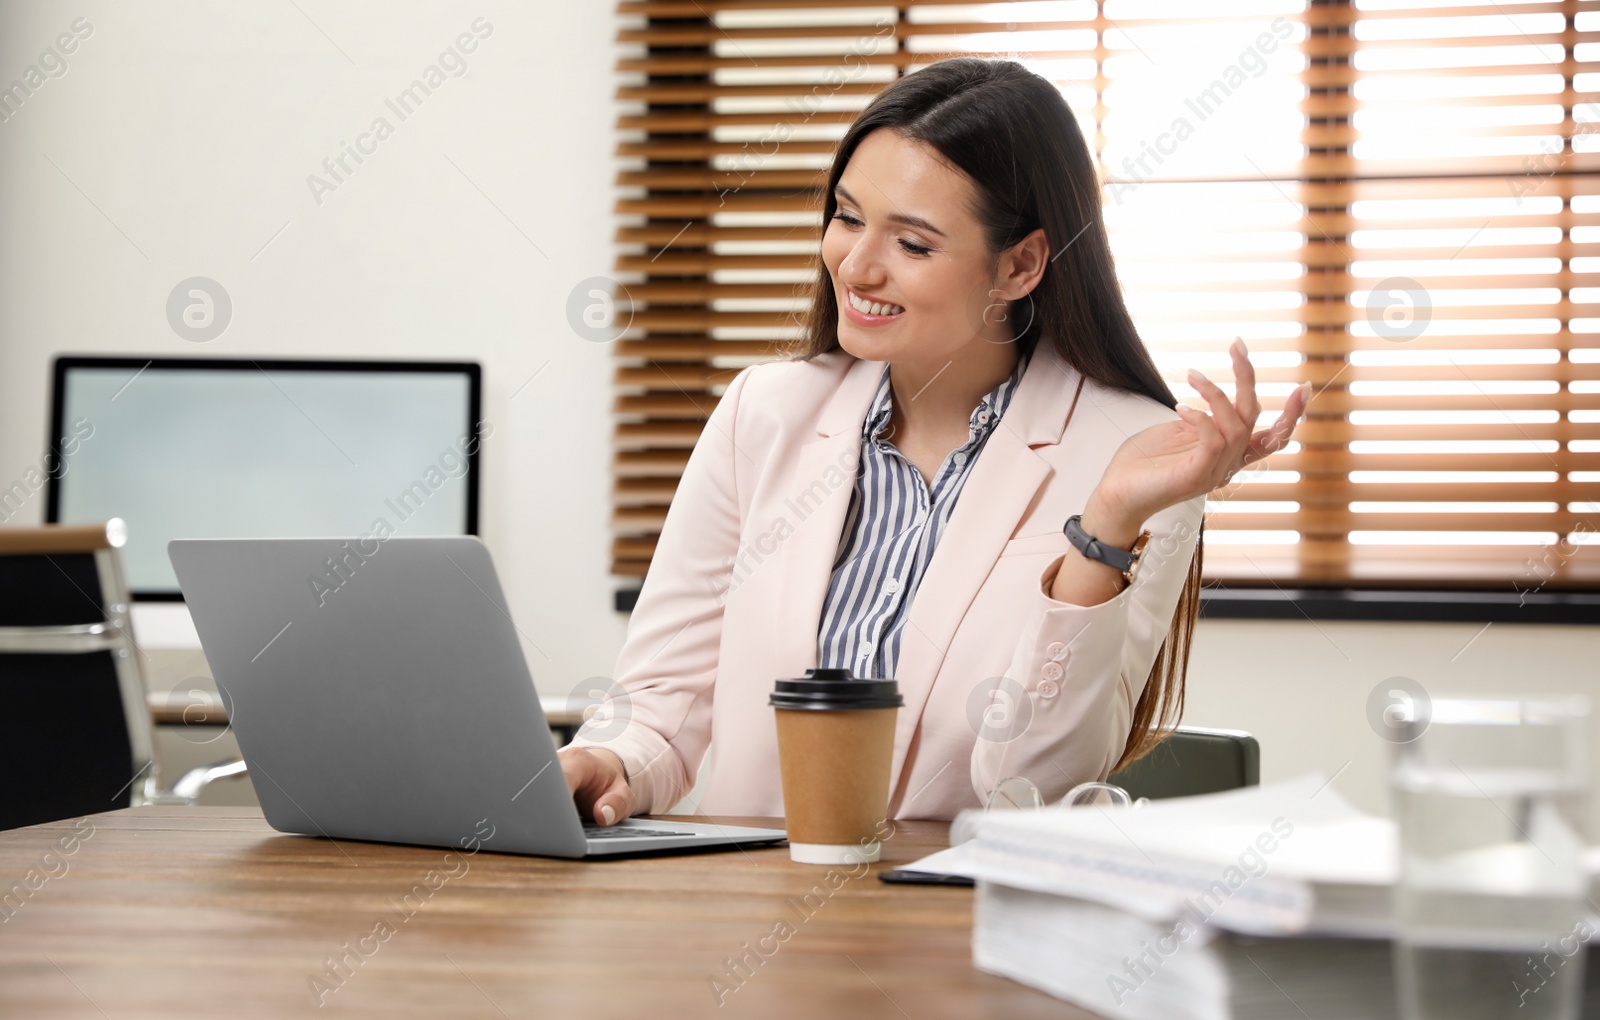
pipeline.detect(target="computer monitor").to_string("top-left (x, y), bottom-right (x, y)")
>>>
top-left (45, 356), bottom-right (483, 599)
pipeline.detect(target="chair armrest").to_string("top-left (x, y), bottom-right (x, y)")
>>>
top-left (155, 758), bottom-right (249, 805)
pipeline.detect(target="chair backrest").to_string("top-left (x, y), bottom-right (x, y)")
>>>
top-left (0, 521), bottom-right (157, 830)
top-left (1108, 726), bottom-right (1260, 801)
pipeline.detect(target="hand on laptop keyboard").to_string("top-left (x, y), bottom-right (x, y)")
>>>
top-left (560, 746), bottom-right (637, 827)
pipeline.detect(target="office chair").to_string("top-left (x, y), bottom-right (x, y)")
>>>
top-left (0, 520), bottom-right (246, 831)
top-left (1108, 726), bottom-right (1261, 801)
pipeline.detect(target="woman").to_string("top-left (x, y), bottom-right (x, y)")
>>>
top-left (560, 58), bottom-right (1308, 825)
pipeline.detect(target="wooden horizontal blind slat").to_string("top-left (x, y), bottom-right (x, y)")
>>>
top-left (1249, 0), bottom-right (1600, 588)
top-left (612, 1), bottom-right (1600, 588)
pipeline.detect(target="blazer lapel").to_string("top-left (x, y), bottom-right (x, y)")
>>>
top-left (763, 356), bottom-right (884, 673)
top-left (885, 343), bottom-right (1087, 809)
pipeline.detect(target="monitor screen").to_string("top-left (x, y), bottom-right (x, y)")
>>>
top-left (46, 357), bottom-right (482, 598)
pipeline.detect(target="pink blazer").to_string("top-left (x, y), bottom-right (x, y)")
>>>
top-left (569, 339), bottom-right (1204, 820)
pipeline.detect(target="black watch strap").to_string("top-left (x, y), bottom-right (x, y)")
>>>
top-left (1062, 514), bottom-right (1137, 574)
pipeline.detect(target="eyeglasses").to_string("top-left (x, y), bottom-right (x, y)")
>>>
top-left (982, 775), bottom-right (1150, 812)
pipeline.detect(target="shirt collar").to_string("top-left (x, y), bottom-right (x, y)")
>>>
top-left (863, 344), bottom-right (1033, 443)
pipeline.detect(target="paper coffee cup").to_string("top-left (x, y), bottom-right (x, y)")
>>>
top-left (770, 668), bottom-right (903, 865)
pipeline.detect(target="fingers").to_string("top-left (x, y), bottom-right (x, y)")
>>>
top-left (1292, 379), bottom-right (1312, 416)
top-left (1229, 339), bottom-right (1261, 428)
top-left (560, 747), bottom-right (583, 794)
top-left (558, 746), bottom-right (636, 825)
top-left (592, 779), bottom-right (637, 827)
top-left (1173, 402), bottom-right (1212, 434)
top-left (584, 748), bottom-right (636, 825)
top-left (1244, 381), bottom-right (1312, 465)
top-left (1185, 368), bottom-right (1248, 446)
top-left (1174, 402), bottom-right (1231, 488)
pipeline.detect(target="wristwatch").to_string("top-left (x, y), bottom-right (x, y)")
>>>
top-left (1062, 514), bottom-right (1152, 584)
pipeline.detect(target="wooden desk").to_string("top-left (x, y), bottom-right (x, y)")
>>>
top-left (0, 808), bottom-right (1094, 1018)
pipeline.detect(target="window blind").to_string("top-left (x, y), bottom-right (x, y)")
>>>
top-left (611, 0), bottom-right (1599, 590)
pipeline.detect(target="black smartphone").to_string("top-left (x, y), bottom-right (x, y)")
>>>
top-left (877, 868), bottom-right (975, 887)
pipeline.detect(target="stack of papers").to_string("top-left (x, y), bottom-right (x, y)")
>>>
top-left (969, 888), bottom-right (1600, 1020)
top-left (973, 885), bottom-right (1410, 1020)
top-left (921, 773), bottom-right (1397, 936)
top-left (897, 775), bottom-right (1600, 1019)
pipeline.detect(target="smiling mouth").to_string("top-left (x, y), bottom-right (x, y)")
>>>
top-left (844, 286), bottom-right (905, 317)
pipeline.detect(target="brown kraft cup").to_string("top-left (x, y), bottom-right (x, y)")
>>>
top-left (770, 668), bottom-right (903, 865)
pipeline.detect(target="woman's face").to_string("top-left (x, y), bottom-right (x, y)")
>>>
top-left (821, 128), bottom-right (1044, 369)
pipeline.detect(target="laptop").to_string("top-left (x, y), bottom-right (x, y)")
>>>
top-left (168, 536), bottom-right (787, 858)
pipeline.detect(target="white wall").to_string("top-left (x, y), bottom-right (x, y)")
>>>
top-left (1185, 620), bottom-right (1600, 833)
top-left (0, 0), bottom-right (629, 699)
top-left (3, 3), bottom-right (1596, 825)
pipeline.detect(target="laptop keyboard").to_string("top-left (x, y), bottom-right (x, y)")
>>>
top-left (582, 824), bottom-right (696, 840)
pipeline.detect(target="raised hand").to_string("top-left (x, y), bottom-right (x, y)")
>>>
top-left (1089, 339), bottom-right (1310, 534)
top-left (1049, 339), bottom-right (1309, 606)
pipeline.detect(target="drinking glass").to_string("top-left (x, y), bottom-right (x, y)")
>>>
top-left (1391, 696), bottom-right (1591, 1020)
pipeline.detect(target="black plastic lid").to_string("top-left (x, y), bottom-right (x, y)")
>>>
top-left (769, 667), bottom-right (904, 711)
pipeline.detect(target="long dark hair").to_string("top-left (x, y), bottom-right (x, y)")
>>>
top-left (791, 57), bottom-right (1203, 774)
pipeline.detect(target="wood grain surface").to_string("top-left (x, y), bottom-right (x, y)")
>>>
top-left (0, 807), bottom-right (1096, 1019)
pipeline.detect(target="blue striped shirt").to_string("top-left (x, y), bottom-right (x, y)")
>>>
top-left (817, 348), bottom-right (1032, 679)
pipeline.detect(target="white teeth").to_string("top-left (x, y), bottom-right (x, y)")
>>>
top-left (848, 289), bottom-right (903, 317)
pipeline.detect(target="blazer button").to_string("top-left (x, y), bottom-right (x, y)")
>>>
top-left (1037, 679), bottom-right (1060, 699)
top-left (1041, 661), bottom-right (1065, 683)
top-left (1045, 641), bottom-right (1069, 662)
